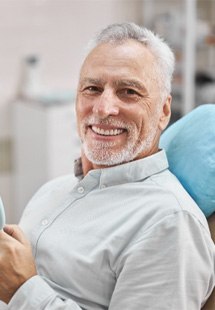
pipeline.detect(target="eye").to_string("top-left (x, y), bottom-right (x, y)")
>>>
top-left (82, 86), bottom-right (102, 95)
top-left (118, 88), bottom-right (142, 101)
top-left (124, 89), bottom-right (139, 95)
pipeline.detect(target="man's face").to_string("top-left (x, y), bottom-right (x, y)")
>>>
top-left (76, 39), bottom-right (171, 168)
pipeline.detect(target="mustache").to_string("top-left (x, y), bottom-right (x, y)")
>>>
top-left (83, 115), bottom-right (134, 130)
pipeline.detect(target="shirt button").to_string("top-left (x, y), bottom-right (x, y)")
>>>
top-left (101, 184), bottom-right (106, 189)
top-left (77, 186), bottom-right (85, 194)
top-left (41, 219), bottom-right (49, 226)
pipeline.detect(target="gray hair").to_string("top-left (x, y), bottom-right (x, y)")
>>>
top-left (87, 22), bottom-right (175, 100)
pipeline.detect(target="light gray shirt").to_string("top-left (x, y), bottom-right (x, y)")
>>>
top-left (5, 150), bottom-right (215, 309)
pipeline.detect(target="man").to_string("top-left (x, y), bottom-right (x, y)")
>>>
top-left (0, 22), bottom-right (214, 309)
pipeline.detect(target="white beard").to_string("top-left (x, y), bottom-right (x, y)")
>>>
top-left (80, 115), bottom-right (158, 166)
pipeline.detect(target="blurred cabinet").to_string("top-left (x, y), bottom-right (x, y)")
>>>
top-left (142, 0), bottom-right (215, 122)
top-left (12, 100), bottom-right (80, 223)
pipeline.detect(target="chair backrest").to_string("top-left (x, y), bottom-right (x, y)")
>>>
top-left (201, 214), bottom-right (215, 310)
top-left (160, 104), bottom-right (215, 308)
top-left (160, 104), bottom-right (215, 218)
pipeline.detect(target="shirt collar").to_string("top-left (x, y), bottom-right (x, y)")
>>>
top-left (74, 150), bottom-right (169, 187)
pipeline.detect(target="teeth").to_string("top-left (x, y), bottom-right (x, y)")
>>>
top-left (92, 126), bottom-right (123, 136)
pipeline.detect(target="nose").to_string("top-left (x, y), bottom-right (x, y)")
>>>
top-left (92, 90), bottom-right (119, 119)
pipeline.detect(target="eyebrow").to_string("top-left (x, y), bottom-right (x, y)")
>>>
top-left (79, 77), bottom-right (148, 93)
top-left (79, 78), bottom-right (105, 87)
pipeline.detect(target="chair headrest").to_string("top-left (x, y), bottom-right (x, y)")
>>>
top-left (160, 104), bottom-right (215, 218)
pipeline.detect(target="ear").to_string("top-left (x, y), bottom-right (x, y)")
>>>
top-left (158, 95), bottom-right (172, 131)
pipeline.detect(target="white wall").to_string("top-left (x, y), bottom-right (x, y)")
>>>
top-left (0, 0), bottom-right (141, 222)
top-left (0, 0), bottom-right (141, 137)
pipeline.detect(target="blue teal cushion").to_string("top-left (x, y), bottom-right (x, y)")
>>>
top-left (0, 197), bottom-right (6, 229)
top-left (160, 104), bottom-right (215, 217)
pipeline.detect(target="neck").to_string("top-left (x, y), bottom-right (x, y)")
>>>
top-left (81, 154), bottom-right (113, 176)
top-left (81, 145), bottom-right (160, 176)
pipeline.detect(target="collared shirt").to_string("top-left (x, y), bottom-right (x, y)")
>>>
top-left (6, 150), bottom-right (215, 309)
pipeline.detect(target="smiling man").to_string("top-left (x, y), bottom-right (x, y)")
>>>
top-left (76, 36), bottom-right (171, 170)
top-left (0, 23), bottom-right (214, 310)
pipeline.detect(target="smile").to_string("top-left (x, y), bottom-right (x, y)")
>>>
top-left (91, 125), bottom-right (124, 136)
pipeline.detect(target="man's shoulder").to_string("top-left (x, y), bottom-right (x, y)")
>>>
top-left (37, 174), bottom-right (78, 195)
top-left (26, 174), bottom-right (78, 207)
top-left (19, 174), bottom-right (78, 227)
top-left (149, 169), bottom-right (209, 230)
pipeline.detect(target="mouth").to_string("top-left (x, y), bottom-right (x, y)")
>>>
top-left (90, 125), bottom-right (125, 136)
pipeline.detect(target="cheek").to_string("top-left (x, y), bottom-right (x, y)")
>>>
top-left (76, 118), bottom-right (81, 138)
top-left (76, 96), bottom-right (87, 118)
top-left (76, 99), bottom-right (94, 139)
top-left (76, 95), bottom-right (93, 119)
top-left (135, 113), bottom-right (157, 141)
top-left (75, 102), bottom-right (86, 137)
top-left (131, 110), bottom-right (147, 133)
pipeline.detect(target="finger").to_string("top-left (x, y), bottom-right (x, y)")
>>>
top-left (3, 225), bottom-right (29, 245)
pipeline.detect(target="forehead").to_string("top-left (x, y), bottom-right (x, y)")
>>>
top-left (79, 40), bottom-right (156, 82)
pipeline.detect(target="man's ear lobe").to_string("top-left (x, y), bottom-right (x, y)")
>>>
top-left (158, 95), bottom-right (172, 131)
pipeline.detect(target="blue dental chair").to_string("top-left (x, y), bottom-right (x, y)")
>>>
top-left (160, 104), bottom-right (215, 309)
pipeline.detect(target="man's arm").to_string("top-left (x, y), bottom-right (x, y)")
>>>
top-left (0, 225), bottom-right (83, 310)
top-left (108, 211), bottom-right (214, 310)
top-left (0, 212), bottom-right (214, 309)
top-left (0, 225), bottom-right (37, 304)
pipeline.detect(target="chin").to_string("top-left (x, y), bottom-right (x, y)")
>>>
top-left (83, 145), bottom-right (134, 167)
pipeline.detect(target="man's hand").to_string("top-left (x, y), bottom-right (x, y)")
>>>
top-left (0, 225), bottom-right (37, 304)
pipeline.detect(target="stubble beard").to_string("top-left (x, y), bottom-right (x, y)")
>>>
top-left (80, 116), bottom-right (157, 166)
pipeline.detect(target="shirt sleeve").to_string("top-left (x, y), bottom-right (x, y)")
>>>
top-left (109, 211), bottom-right (215, 310)
top-left (7, 211), bottom-right (215, 310)
top-left (7, 276), bottom-right (83, 310)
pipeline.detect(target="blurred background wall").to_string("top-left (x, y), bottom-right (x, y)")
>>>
top-left (0, 0), bottom-right (214, 223)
